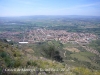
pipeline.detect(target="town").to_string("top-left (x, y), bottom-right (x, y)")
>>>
top-left (0, 28), bottom-right (97, 44)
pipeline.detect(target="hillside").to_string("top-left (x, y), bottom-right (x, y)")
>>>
top-left (0, 39), bottom-right (100, 75)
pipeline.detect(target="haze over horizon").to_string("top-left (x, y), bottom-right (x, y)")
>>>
top-left (0, 0), bottom-right (100, 17)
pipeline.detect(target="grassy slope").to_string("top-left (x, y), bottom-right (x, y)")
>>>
top-left (0, 40), bottom-right (100, 75)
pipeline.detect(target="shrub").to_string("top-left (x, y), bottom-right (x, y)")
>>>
top-left (14, 59), bottom-right (21, 68)
top-left (31, 61), bottom-right (38, 67)
top-left (0, 52), bottom-right (7, 58)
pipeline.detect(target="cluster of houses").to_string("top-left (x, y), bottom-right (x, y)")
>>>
top-left (0, 29), bottom-right (97, 44)
top-left (23, 29), bottom-right (97, 44)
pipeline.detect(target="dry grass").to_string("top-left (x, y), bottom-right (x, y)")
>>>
top-left (25, 48), bottom-right (34, 54)
top-left (64, 47), bottom-right (80, 52)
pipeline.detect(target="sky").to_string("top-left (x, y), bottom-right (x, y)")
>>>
top-left (0, 0), bottom-right (100, 17)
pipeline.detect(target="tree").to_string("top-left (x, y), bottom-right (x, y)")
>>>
top-left (42, 45), bottom-right (63, 62)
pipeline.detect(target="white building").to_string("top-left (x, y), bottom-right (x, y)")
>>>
top-left (19, 42), bottom-right (28, 44)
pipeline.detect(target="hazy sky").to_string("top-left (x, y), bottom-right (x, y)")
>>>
top-left (0, 0), bottom-right (100, 17)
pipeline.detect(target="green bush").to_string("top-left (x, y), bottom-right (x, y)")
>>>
top-left (27, 61), bottom-right (38, 67)
top-left (14, 59), bottom-right (21, 68)
top-left (0, 52), bottom-right (7, 58)
top-left (31, 61), bottom-right (38, 67)
top-left (42, 45), bottom-right (63, 62)
top-left (27, 61), bottom-right (31, 65)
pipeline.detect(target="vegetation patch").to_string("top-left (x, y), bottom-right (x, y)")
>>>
top-left (71, 53), bottom-right (91, 62)
top-left (64, 47), bottom-right (80, 52)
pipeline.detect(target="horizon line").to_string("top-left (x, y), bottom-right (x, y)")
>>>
top-left (0, 15), bottom-right (100, 18)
